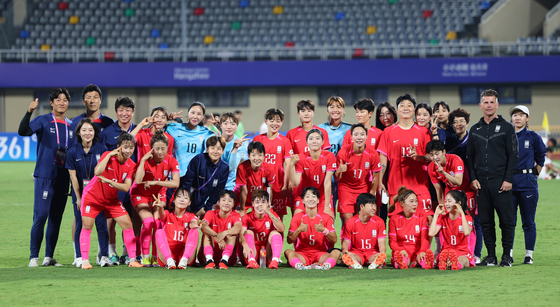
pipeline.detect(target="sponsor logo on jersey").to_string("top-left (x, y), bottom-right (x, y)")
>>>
top-left (322, 165), bottom-right (326, 172)
top-left (459, 225), bottom-right (463, 233)
top-left (42, 191), bottom-right (48, 199)
top-left (108, 167), bottom-right (114, 171)
top-left (495, 125), bottom-right (501, 132)
top-left (265, 221), bottom-right (270, 229)
top-left (76, 158), bottom-right (82, 162)
top-left (122, 173), bottom-right (127, 181)
top-left (353, 232), bottom-right (359, 234)
top-left (277, 146), bottom-right (282, 153)
top-left (365, 162), bottom-right (370, 169)
top-left (393, 139), bottom-right (399, 143)
top-left (524, 140), bottom-right (530, 148)
top-left (372, 230), bottom-right (377, 237)
top-left (396, 227), bottom-right (403, 231)
top-left (415, 225), bottom-right (420, 233)
top-left (294, 139), bottom-right (301, 142)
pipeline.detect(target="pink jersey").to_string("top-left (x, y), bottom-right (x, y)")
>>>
top-left (82, 151), bottom-right (136, 204)
top-left (294, 151), bottom-right (337, 207)
top-left (236, 160), bottom-right (276, 207)
top-left (135, 128), bottom-right (175, 160)
top-left (436, 214), bottom-right (474, 254)
top-left (242, 209), bottom-right (282, 245)
top-left (286, 126), bottom-right (331, 155)
top-left (130, 154), bottom-right (180, 197)
top-left (252, 133), bottom-right (293, 191)
top-left (377, 124), bottom-right (431, 197)
top-left (203, 210), bottom-right (242, 234)
top-left (342, 126), bottom-right (383, 149)
top-left (388, 213), bottom-right (430, 254)
top-left (342, 214), bottom-right (387, 254)
top-left (336, 144), bottom-right (381, 192)
top-left (163, 210), bottom-right (198, 246)
top-left (428, 153), bottom-right (471, 192)
top-left (289, 212), bottom-right (335, 253)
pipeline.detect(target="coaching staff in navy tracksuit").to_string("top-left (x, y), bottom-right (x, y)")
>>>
top-left (467, 89), bottom-right (519, 267)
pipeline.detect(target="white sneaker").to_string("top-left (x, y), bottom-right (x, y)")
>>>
top-left (95, 255), bottom-right (101, 265)
top-left (166, 258), bottom-right (177, 269)
top-left (42, 257), bottom-right (63, 266)
top-left (318, 263), bottom-right (332, 270)
top-left (99, 256), bottom-right (112, 267)
top-left (178, 257), bottom-right (189, 269)
top-left (74, 257), bottom-right (83, 268)
top-left (295, 263), bottom-right (311, 270)
top-left (29, 258), bottom-right (39, 267)
top-left (475, 256), bottom-right (481, 264)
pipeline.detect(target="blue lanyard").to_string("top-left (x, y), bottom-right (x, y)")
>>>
top-left (52, 113), bottom-right (68, 149)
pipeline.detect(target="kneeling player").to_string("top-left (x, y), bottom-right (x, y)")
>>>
top-left (341, 193), bottom-right (387, 269)
top-left (200, 190), bottom-right (242, 269)
top-left (153, 188), bottom-right (200, 269)
top-left (285, 187), bottom-right (340, 270)
top-left (239, 189), bottom-right (285, 269)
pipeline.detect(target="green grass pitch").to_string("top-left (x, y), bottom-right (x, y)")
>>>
top-left (0, 162), bottom-right (559, 306)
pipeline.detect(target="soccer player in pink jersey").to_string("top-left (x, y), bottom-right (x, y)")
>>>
top-left (285, 187), bottom-right (340, 270)
top-left (130, 130), bottom-right (180, 267)
top-left (79, 133), bottom-right (143, 268)
top-left (429, 190), bottom-right (475, 270)
top-left (134, 106), bottom-right (175, 159)
top-left (342, 98), bottom-right (383, 149)
top-left (200, 190), bottom-right (242, 269)
top-left (252, 109), bottom-right (293, 219)
top-left (341, 193), bottom-right (387, 269)
top-left (153, 188), bottom-right (200, 269)
top-left (239, 189), bottom-right (285, 269)
top-left (236, 141), bottom-right (276, 215)
top-left (378, 94), bottom-right (433, 217)
top-left (336, 124), bottom-right (381, 226)
top-left (289, 129), bottom-right (336, 219)
top-left (388, 187), bottom-right (432, 270)
top-left (286, 99), bottom-right (331, 155)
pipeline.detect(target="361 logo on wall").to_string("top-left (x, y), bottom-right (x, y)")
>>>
top-left (442, 62), bottom-right (488, 77)
top-left (173, 67), bottom-right (210, 81)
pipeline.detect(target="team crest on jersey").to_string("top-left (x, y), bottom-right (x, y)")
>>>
top-left (459, 225), bottom-right (464, 233)
top-left (322, 165), bottom-right (326, 172)
top-left (413, 138), bottom-right (418, 146)
top-left (136, 196), bottom-right (141, 201)
top-left (372, 230), bottom-right (377, 237)
top-left (184, 222), bottom-right (188, 229)
top-left (524, 140), bottom-right (530, 148)
top-left (495, 125), bottom-right (501, 132)
top-left (371, 138), bottom-right (376, 146)
top-left (227, 222), bottom-right (231, 229)
top-left (69, 131), bottom-right (73, 138)
top-left (96, 154), bottom-right (101, 161)
top-left (265, 221), bottom-right (270, 229)
top-left (164, 170), bottom-right (168, 176)
top-left (122, 173), bottom-right (127, 181)
top-left (277, 146), bottom-right (282, 153)
top-left (458, 166), bottom-right (462, 171)
top-left (262, 177), bottom-right (266, 183)
top-left (200, 136), bottom-right (204, 142)
top-left (213, 179), bottom-right (218, 187)
top-left (415, 225), bottom-right (420, 233)
top-left (365, 162), bottom-right (370, 169)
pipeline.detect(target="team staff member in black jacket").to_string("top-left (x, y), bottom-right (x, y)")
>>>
top-left (467, 89), bottom-right (519, 267)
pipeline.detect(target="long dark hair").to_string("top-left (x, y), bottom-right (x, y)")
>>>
top-left (75, 118), bottom-right (99, 145)
top-left (446, 190), bottom-right (471, 216)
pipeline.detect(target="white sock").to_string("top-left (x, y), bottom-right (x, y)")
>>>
top-left (222, 255), bottom-right (230, 261)
top-left (109, 244), bottom-right (117, 256)
top-left (205, 255), bottom-right (213, 261)
top-left (510, 249), bottom-right (513, 257)
top-left (272, 257), bottom-right (279, 262)
top-left (73, 243), bottom-right (77, 259)
top-left (526, 250), bottom-right (533, 258)
top-left (249, 257), bottom-right (255, 262)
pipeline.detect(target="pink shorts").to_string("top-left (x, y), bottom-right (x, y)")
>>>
top-left (297, 250), bottom-right (328, 265)
top-left (81, 195), bottom-right (128, 219)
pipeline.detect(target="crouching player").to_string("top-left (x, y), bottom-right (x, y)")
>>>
top-left (200, 190), bottom-right (242, 269)
top-left (429, 190), bottom-right (475, 270)
top-left (153, 189), bottom-right (200, 269)
top-left (341, 193), bottom-right (387, 269)
top-left (285, 187), bottom-right (340, 270)
top-left (79, 133), bottom-right (143, 268)
top-left (239, 189), bottom-right (285, 269)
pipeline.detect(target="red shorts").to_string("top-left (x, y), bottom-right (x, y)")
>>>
top-left (157, 243), bottom-right (186, 267)
top-left (349, 249), bottom-right (380, 264)
top-left (81, 195), bottom-right (128, 219)
top-left (438, 248), bottom-right (475, 267)
top-left (297, 250), bottom-right (328, 265)
top-left (130, 193), bottom-right (166, 208)
top-left (466, 191), bottom-right (477, 216)
top-left (271, 188), bottom-right (291, 216)
top-left (337, 189), bottom-right (364, 214)
top-left (200, 244), bottom-right (238, 266)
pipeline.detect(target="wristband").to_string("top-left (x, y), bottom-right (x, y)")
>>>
top-left (322, 229), bottom-right (329, 235)
top-left (432, 133), bottom-right (438, 137)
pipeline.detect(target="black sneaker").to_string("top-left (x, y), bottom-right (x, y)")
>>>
top-left (499, 255), bottom-right (513, 267)
top-left (523, 256), bottom-right (533, 264)
top-left (477, 255), bottom-right (498, 266)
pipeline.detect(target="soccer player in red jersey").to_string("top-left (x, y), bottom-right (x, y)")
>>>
top-left (342, 98), bottom-right (383, 149)
top-left (388, 187), bottom-right (432, 269)
top-left (252, 109), bottom-right (293, 218)
top-left (134, 106), bottom-right (175, 159)
top-left (239, 189), bottom-right (285, 269)
top-left (130, 131), bottom-right (180, 266)
top-left (236, 141), bottom-right (276, 214)
top-left (378, 94), bottom-right (433, 216)
top-left (79, 133), bottom-right (143, 268)
top-left (286, 100), bottom-right (331, 155)
top-left (429, 190), bottom-right (475, 270)
top-left (153, 188), bottom-right (200, 269)
top-left (341, 193), bottom-right (387, 269)
top-left (289, 129), bottom-right (336, 218)
top-left (285, 187), bottom-right (340, 270)
top-left (336, 124), bottom-right (381, 225)
top-left (200, 190), bottom-right (242, 269)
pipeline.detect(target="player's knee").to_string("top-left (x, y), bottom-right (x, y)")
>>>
top-left (244, 229), bottom-right (254, 236)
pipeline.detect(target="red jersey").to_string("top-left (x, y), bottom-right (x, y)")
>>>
top-left (428, 153), bottom-right (471, 192)
top-left (294, 151), bottom-right (337, 207)
top-left (342, 126), bottom-right (383, 149)
top-left (436, 214), bottom-right (474, 254)
top-left (236, 160), bottom-right (276, 207)
top-left (336, 144), bottom-right (381, 192)
top-left (286, 125), bottom-right (331, 155)
top-left (82, 151), bottom-right (136, 203)
top-left (289, 212), bottom-right (335, 253)
top-left (130, 154), bottom-right (180, 197)
top-left (163, 210), bottom-right (198, 246)
top-left (388, 213), bottom-right (430, 254)
top-left (342, 214), bottom-right (387, 254)
top-left (252, 133), bottom-right (293, 191)
top-left (203, 210), bottom-right (242, 235)
top-left (242, 210), bottom-right (282, 245)
top-left (135, 128), bottom-right (175, 160)
top-left (377, 124), bottom-right (431, 197)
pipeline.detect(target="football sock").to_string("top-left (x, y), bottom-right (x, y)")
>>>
top-left (109, 243), bottom-right (117, 256)
top-left (526, 250), bottom-right (533, 258)
top-left (79, 229), bottom-right (92, 261)
top-left (140, 217), bottom-right (154, 256)
top-left (152, 220), bottom-right (162, 258)
top-left (244, 234), bottom-right (256, 259)
top-left (204, 246), bottom-right (213, 261)
top-left (290, 258), bottom-right (302, 268)
top-left (270, 233), bottom-right (283, 260)
top-left (510, 249), bottom-right (513, 258)
top-left (182, 229), bottom-right (199, 260)
top-left (222, 244), bottom-right (234, 261)
top-left (419, 259), bottom-right (426, 269)
top-left (457, 262), bottom-right (463, 270)
top-left (123, 228), bottom-right (137, 259)
top-left (155, 229), bottom-right (172, 261)
top-left (324, 258), bottom-right (336, 267)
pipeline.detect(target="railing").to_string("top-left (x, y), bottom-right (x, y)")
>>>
top-left (480, 0), bottom-right (509, 23)
top-left (546, 1), bottom-right (560, 21)
top-left (0, 40), bottom-right (558, 63)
